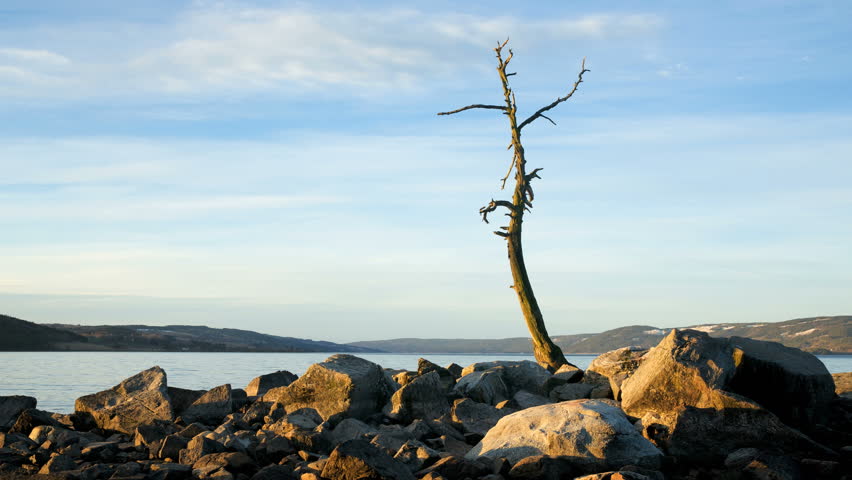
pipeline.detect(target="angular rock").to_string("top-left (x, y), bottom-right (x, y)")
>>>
top-left (330, 418), bottom-right (376, 445)
top-left (508, 390), bottom-right (551, 410)
top-left (179, 434), bottom-right (226, 465)
top-left (321, 438), bottom-right (415, 480)
top-left (453, 369), bottom-right (509, 406)
top-left (80, 440), bottom-right (120, 461)
top-left (0, 396), bottom-right (37, 430)
top-left (462, 361), bottom-right (553, 396)
top-left (192, 452), bottom-right (255, 478)
top-left (250, 464), bottom-right (298, 480)
top-left (29, 425), bottom-right (90, 448)
top-left (549, 383), bottom-right (594, 402)
top-left (150, 462), bottom-right (192, 480)
top-left (466, 399), bottom-right (662, 472)
top-left (573, 472), bottom-right (654, 480)
top-left (418, 358), bottom-right (456, 392)
top-left (263, 355), bottom-right (395, 421)
top-left (245, 370), bottom-right (298, 397)
top-left (450, 398), bottom-right (510, 437)
top-left (38, 453), bottom-right (76, 474)
top-left (507, 455), bottom-right (577, 480)
top-left (587, 347), bottom-right (647, 401)
top-left (384, 371), bottom-right (450, 423)
top-left (833, 372), bottom-right (852, 398)
top-left (416, 455), bottom-right (491, 479)
top-left (157, 434), bottom-right (189, 461)
top-left (75, 366), bottom-right (173, 434)
top-left (167, 387), bottom-right (205, 418)
top-left (181, 384), bottom-right (233, 425)
top-left (392, 371), bottom-right (417, 387)
top-left (10, 408), bottom-right (61, 434)
top-left (393, 440), bottom-right (439, 473)
top-left (445, 363), bottom-right (463, 379)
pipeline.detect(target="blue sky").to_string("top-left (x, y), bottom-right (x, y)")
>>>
top-left (1, 1), bottom-right (850, 342)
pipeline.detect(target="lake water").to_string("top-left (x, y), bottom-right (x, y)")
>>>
top-left (1, 352), bottom-right (849, 413)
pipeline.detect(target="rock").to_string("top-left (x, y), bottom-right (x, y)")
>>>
top-left (10, 408), bottom-right (62, 434)
top-left (467, 399), bottom-right (662, 472)
top-left (179, 434), bottom-right (226, 465)
top-left (0, 396), bottom-right (37, 430)
top-left (250, 464), bottom-right (298, 480)
top-left (157, 434), bottom-right (189, 461)
top-left (255, 432), bottom-right (294, 464)
top-left (418, 359), bottom-right (456, 392)
top-left (38, 453), bottom-right (76, 474)
top-left (80, 440), bottom-right (120, 461)
top-left (548, 363), bottom-right (584, 386)
top-left (177, 423), bottom-right (207, 439)
top-left (508, 390), bottom-right (551, 409)
top-left (573, 472), bottom-right (654, 480)
top-left (329, 418), bottom-right (376, 445)
top-left (415, 455), bottom-right (491, 479)
top-left (462, 361), bottom-right (553, 396)
top-left (450, 398), bottom-right (510, 437)
top-left (833, 372), bottom-right (852, 398)
top-left (722, 448), bottom-right (801, 480)
top-left (192, 452), bottom-right (256, 478)
top-left (167, 387), bottom-right (205, 417)
top-left (75, 366), bottom-right (173, 434)
top-left (150, 462), bottom-right (192, 480)
top-left (384, 371), bottom-right (450, 423)
top-left (507, 455), bottom-right (576, 480)
top-left (263, 355), bottom-right (395, 421)
top-left (549, 383), bottom-right (594, 402)
top-left (392, 371), bottom-right (417, 387)
top-left (587, 347), bottom-right (647, 401)
top-left (246, 371), bottom-right (298, 397)
top-left (727, 335), bottom-right (836, 428)
top-left (445, 363), bottom-right (463, 379)
top-left (393, 440), bottom-right (439, 473)
top-left (321, 438), bottom-right (415, 480)
top-left (29, 425), bottom-right (90, 448)
top-left (370, 426), bottom-right (416, 456)
top-left (453, 369), bottom-right (509, 406)
top-left (181, 384), bottom-right (233, 425)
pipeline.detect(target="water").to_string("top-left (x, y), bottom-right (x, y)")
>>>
top-left (0, 352), bottom-right (849, 414)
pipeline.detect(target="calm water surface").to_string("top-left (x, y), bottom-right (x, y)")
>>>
top-left (0, 352), bottom-right (849, 413)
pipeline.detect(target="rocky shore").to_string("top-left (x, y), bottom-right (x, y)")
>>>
top-left (1, 329), bottom-right (850, 480)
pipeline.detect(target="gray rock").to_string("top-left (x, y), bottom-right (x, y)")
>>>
top-left (384, 371), bottom-right (450, 423)
top-left (549, 382), bottom-right (594, 402)
top-left (157, 434), bottom-right (189, 461)
top-left (587, 347), bottom-right (647, 401)
top-left (29, 425), bottom-right (91, 448)
top-left (150, 462), bottom-right (192, 480)
top-left (9, 408), bottom-right (62, 434)
top-left (450, 398), bottom-right (509, 437)
top-left (393, 440), bottom-right (440, 473)
top-left (507, 455), bottom-right (577, 480)
top-left (462, 361), bottom-right (552, 396)
top-left (445, 363), bottom-right (463, 379)
top-left (321, 439), bottom-right (415, 480)
top-left (263, 354), bottom-right (395, 421)
top-left (453, 369), bottom-right (509, 406)
top-left (466, 399), bottom-right (662, 471)
top-left (38, 453), bottom-right (76, 474)
top-left (508, 390), bottom-right (551, 409)
top-left (192, 451), bottom-right (255, 479)
top-left (179, 434), bottom-right (226, 465)
top-left (415, 455), bottom-right (491, 479)
top-left (250, 464), bottom-right (297, 480)
top-left (418, 358), bottom-right (456, 392)
top-left (330, 418), bottom-right (376, 444)
top-left (167, 387), bottom-right (205, 417)
top-left (245, 370), bottom-right (298, 397)
top-left (0, 396), bottom-right (36, 430)
top-left (75, 366), bottom-right (173, 434)
top-left (180, 384), bottom-right (233, 425)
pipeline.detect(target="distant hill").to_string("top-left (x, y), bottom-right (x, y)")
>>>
top-left (348, 316), bottom-right (851, 354)
top-left (0, 315), bottom-right (377, 353)
top-left (0, 314), bottom-right (88, 350)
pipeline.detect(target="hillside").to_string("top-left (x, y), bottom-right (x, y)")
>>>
top-left (348, 316), bottom-right (851, 354)
top-left (0, 315), bottom-right (377, 352)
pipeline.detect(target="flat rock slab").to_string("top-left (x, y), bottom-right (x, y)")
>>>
top-left (75, 366), bottom-right (173, 435)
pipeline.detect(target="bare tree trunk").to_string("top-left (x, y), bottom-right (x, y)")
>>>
top-left (438, 39), bottom-right (588, 371)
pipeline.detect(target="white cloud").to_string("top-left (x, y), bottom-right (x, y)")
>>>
top-left (0, 47), bottom-right (71, 66)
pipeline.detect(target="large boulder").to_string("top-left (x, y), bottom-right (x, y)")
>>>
top-left (834, 372), bottom-right (852, 398)
top-left (0, 396), bottom-right (36, 430)
top-left (180, 384), bottom-right (233, 425)
top-left (466, 399), bottom-right (662, 472)
top-left (75, 366), bottom-right (173, 434)
top-left (462, 360), bottom-right (552, 396)
top-left (245, 370), bottom-right (298, 397)
top-left (450, 398), bottom-right (510, 437)
top-left (452, 369), bottom-right (509, 406)
top-left (321, 438), bottom-right (416, 480)
top-left (263, 355), bottom-right (395, 421)
top-left (384, 371), bottom-right (450, 423)
top-left (586, 347), bottom-right (647, 401)
top-left (417, 358), bottom-right (456, 392)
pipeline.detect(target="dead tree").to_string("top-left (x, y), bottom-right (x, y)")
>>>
top-left (438, 39), bottom-right (589, 371)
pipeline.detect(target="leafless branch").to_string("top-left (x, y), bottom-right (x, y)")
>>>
top-left (525, 168), bottom-right (543, 181)
top-left (479, 199), bottom-right (515, 223)
top-left (499, 152), bottom-right (518, 189)
top-left (517, 58), bottom-right (589, 131)
top-left (437, 104), bottom-right (508, 116)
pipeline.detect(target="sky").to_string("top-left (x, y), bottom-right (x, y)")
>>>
top-left (1, 1), bottom-right (851, 343)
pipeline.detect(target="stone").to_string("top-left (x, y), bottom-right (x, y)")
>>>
top-left (573, 472), bottom-right (654, 480)
top-left (80, 440), bottom-right (120, 461)
top-left (75, 366), bottom-right (173, 434)
top-left (181, 384), bottom-right (233, 425)
top-left (384, 371), bottom-right (450, 423)
top-left (321, 438), bottom-right (415, 480)
top-left (177, 423), bottom-right (207, 439)
top-left (415, 455), bottom-right (491, 479)
top-left (329, 418), bottom-right (376, 445)
top-left (250, 464), bottom-right (298, 480)
top-left (29, 425), bottom-right (90, 448)
top-left (586, 347), bottom-right (647, 401)
top-left (462, 361), bottom-right (553, 396)
top-left (453, 369), bottom-right (509, 406)
top-left (507, 390), bottom-right (551, 409)
top-left (722, 448), bottom-right (801, 480)
top-left (179, 434), bottom-right (226, 465)
top-left (10, 408), bottom-right (61, 434)
top-left (445, 363), bottom-right (463, 379)
top-left (192, 452), bottom-right (256, 478)
top-left (833, 372), bottom-right (852, 398)
top-left (157, 434), bottom-right (189, 461)
top-left (370, 426), bottom-right (416, 456)
top-left (0, 396), bottom-right (37, 430)
top-left (467, 399), bottom-right (662, 472)
top-left (38, 453), bottom-right (76, 474)
top-left (167, 387), bottom-right (205, 417)
top-left (392, 371), bottom-right (417, 387)
top-left (549, 383), bottom-right (594, 402)
top-left (418, 358), bottom-right (456, 392)
top-left (507, 455), bottom-right (576, 480)
top-left (150, 462), bottom-right (192, 480)
top-left (450, 398), bottom-right (510, 437)
top-left (393, 440), bottom-right (439, 473)
top-left (263, 355), bottom-right (395, 421)
top-left (246, 370), bottom-right (298, 397)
